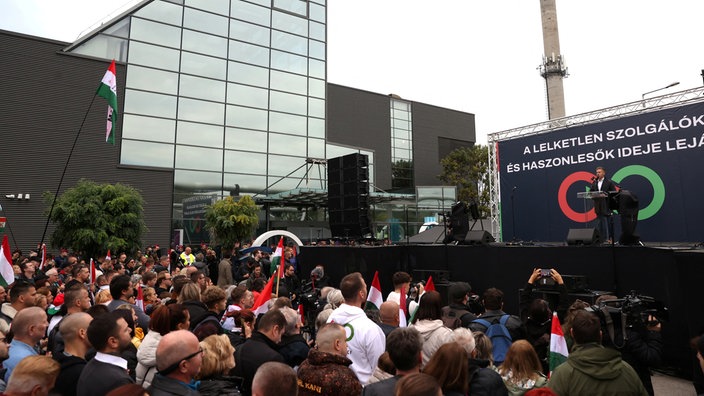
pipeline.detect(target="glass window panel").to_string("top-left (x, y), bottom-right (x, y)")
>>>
top-left (270, 91), bottom-right (307, 115)
top-left (309, 58), bottom-right (325, 79)
top-left (273, 0), bottom-right (307, 17)
top-left (182, 29), bottom-right (227, 58)
top-left (177, 121), bottom-right (224, 147)
top-left (268, 133), bottom-right (306, 155)
top-left (225, 127), bottom-right (268, 151)
top-left (271, 30), bottom-right (307, 56)
top-left (270, 70), bottom-right (307, 95)
top-left (309, 78), bottom-right (325, 98)
top-left (176, 145), bottom-right (223, 172)
top-left (134, 1), bottom-right (183, 25)
top-left (122, 114), bottom-right (176, 143)
top-left (126, 65), bottom-right (178, 95)
top-left (181, 52), bottom-right (226, 79)
top-left (229, 40), bottom-right (270, 67)
top-left (227, 83), bottom-right (269, 108)
top-left (231, 0), bottom-right (270, 26)
top-left (131, 18), bottom-right (182, 48)
top-left (309, 3), bottom-right (325, 23)
top-left (185, 0), bottom-right (229, 14)
top-left (104, 18), bottom-right (130, 38)
top-left (228, 61), bottom-right (269, 87)
top-left (230, 19), bottom-right (270, 46)
top-left (309, 21), bottom-right (325, 41)
top-left (309, 97), bottom-right (325, 118)
top-left (223, 173), bottom-right (266, 194)
top-left (308, 137), bottom-right (325, 158)
top-left (124, 89), bottom-right (177, 118)
top-left (224, 150), bottom-right (267, 174)
top-left (268, 177), bottom-right (306, 193)
top-left (392, 108), bottom-right (410, 120)
top-left (175, 169), bottom-right (223, 190)
top-left (268, 155), bottom-right (307, 177)
top-left (72, 34), bottom-right (128, 62)
top-left (269, 112), bottom-right (306, 135)
top-left (311, 0), bottom-right (325, 5)
top-left (308, 117), bottom-right (325, 138)
top-left (271, 50), bottom-right (306, 75)
top-left (392, 100), bottom-right (410, 111)
top-left (392, 118), bottom-right (410, 130)
top-left (121, 139), bottom-right (174, 168)
top-left (226, 105), bottom-right (268, 130)
top-left (128, 41), bottom-right (180, 71)
top-left (309, 39), bottom-right (325, 60)
top-left (178, 98), bottom-right (225, 124)
top-left (272, 10), bottom-right (307, 37)
top-left (180, 75), bottom-right (226, 102)
top-left (393, 138), bottom-right (411, 150)
top-left (184, 7), bottom-right (228, 36)
top-left (326, 144), bottom-right (358, 159)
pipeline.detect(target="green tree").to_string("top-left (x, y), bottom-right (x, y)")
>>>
top-left (44, 179), bottom-right (146, 259)
top-left (205, 195), bottom-right (260, 252)
top-left (439, 145), bottom-right (491, 217)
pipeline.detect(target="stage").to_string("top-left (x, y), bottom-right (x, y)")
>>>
top-left (299, 242), bottom-right (704, 378)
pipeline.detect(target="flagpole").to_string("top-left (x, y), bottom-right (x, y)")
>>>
top-left (40, 94), bottom-right (99, 248)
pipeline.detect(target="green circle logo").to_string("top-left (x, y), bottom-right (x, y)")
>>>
top-left (344, 323), bottom-right (354, 341)
top-left (611, 165), bottom-right (665, 220)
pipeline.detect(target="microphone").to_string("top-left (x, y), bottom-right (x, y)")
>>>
top-left (512, 186), bottom-right (517, 191)
top-left (591, 176), bottom-right (596, 182)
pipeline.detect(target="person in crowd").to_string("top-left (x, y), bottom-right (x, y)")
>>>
top-left (561, 299), bottom-right (591, 352)
top-left (393, 372), bottom-right (442, 396)
top-left (297, 323), bottom-right (361, 396)
top-left (148, 330), bottom-right (202, 396)
top-left (423, 342), bottom-right (470, 396)
top-left (77, 311), bottom-right (135, 395)
top-left (4, 356), bottom-right (60, 396)
top-left (192, 286), bottom-right (228, 341)
top-left (0, 280), bottom-right (37, 334)
top-left (327, 272), bottom-right (385, 384)
top-left (197, 334), bottom-right (241, 396)
top-left (141, 272), bottom-right (157, 289)
top-left (17, 259), bottom-right (36, 284)
top-left (232, 309), bottom-right (286, 396)
top-left (0, 330), bottom-right (9, 392)
top-left (180, 246), bottom-right (196, 267)
top-left (309, 265), bottom-right (331, 289)
top-left (323, 289), bottom-right (343, 311)
top-left (0, 286), bottom-right (7, 304)
top-left (442, 282), bottom-right (478, 329)
top-left (315, 308), bottom-right (333, 332)
top-left (367, 351), bottom-right (395, 385)
top-left (378, 301), bottom-right (400, 337)
top-left (363, 327), bottom-right (423, 396)
top-left (236, 256), bottom-right (258, 285)
top-left (251, 361), bottom-right (298, 396)
top-left (468, 331), bottom-right (509, 396)
top-left (48, 285), bottom-right (92, 356)
top-left (137, 303), bottom-right (191, 388)
top-left (217, 252), bottom-right (234, 289)
top-left (114, 306), bottom-right (143, 380)
top-left (590, 165), bottom-right (618, 244)
top-left (496, 340), bottom-right (547, 395)
top-left (386, 271), bottom-right (421, 316)
top-left (205, 248), bottom-right (220, 286)
top-left (277, 306), bottom-right (309, 369)
top-left (469, 287), bottom-right (526, 342)
top-left (107, 275), bottom-right (150, 331)
top-left (281, 264), bottom-right (301, 304)
top-left (142, 286), bottom-right (160, 315)
top-left (191, 270), bottom-right (207, 293)
top-left (154, 271), bottom-right (172, 297)
top-left (409, 290), bottom-right (454, 367)
top-left (177, 282), bottom-right (206, 328)
top-left (53, 312), bottom-right (93, 396)
top-left (548, 310), bottom-right (647, 395)
top-left (222, 285), bottom-right (253, 332)
top-left (4, 307), bottom-right (48, 382)
top-left (245, 265), bottom-right (267, 291)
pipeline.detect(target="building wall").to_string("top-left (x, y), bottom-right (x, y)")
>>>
top-left (0, 31), bottom-right (173, 252)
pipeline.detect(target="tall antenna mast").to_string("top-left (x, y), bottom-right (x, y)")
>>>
top-left (538, 0), bottom-right (568, 119)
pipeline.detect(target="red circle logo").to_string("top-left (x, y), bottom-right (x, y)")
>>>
top-left (558, 171), bottom-right (597, 222)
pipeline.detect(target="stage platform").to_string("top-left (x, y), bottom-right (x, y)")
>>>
top-left (299, 243), bottom-right (704, 379)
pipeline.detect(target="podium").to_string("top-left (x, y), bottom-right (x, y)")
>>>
top-left (574, 190), bottom-right (640, 245)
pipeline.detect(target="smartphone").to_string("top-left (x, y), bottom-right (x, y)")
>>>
top-left (540, 268), bottom-right (552, 277)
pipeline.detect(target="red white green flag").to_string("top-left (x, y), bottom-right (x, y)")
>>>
top-left (0, 236), bottom-right (15, 287)
top-left (365, 271), bottom-right (383, 311)
top-left (425, 276), bottom-right (436, 292)
top-left (549, 311), bottom-right (569, 377)
top-left (398, 285), bottom-right (408, 327)
top-left (96, 60), bottom-right (118, 145)
top-left (252, 275), bottom-right (275, 317)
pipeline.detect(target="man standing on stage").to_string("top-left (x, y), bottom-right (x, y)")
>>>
top-left (590, 166), bottom-right (618, 244)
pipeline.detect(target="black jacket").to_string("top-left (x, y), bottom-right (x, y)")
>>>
top-left (148, 374), bottom-right (200, 396)
top-left (53, 352), bottom-right (87, 396)
top-left (467, 358), bottom-right (508, 396)
top-left (231, 331), bottom-right (285, 396)
top-left (198, 375), bottom-right (243, 396)
top-left (590, 178), bottom-right (619, 215)
top-left (278, 333), bottom-right (309, 368)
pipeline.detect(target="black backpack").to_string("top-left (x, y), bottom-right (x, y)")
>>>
top-left (441, 306), bottom-right (471, 329)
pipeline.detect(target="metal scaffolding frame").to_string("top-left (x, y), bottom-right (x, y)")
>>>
top-left (487, 86), bottom-right (704, 241)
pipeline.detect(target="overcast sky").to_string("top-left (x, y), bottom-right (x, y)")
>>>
top-left (2, 0), bottom-right (703, 144)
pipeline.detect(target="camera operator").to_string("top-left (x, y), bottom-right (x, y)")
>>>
top-left (440, 282), bottom-right (478, 329)
top-left (595, 294), bottom-right (663, 396)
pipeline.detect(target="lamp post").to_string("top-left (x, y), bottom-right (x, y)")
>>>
top-left (641, 82), bottom-right (680, 102)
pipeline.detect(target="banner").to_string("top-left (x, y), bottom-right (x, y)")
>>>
top-left (497, 101), bottom-right (704, 242)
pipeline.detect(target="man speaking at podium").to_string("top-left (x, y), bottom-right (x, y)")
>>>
top-left (590, 166), bottom-right (618, 244)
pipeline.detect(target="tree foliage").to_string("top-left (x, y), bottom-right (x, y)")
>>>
top-left (44, 179), bottom-right (146, 259)
top-left (205, 195), bottom-right (260, 251)
top-left (439, 145), bottom-right (491, 217)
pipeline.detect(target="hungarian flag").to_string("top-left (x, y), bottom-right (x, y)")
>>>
top-left (89, 258), bottom-right (97, 285)
top-left (549, 312), bottom-right (569, 377)
top-left (96, 60), bottom-right (118, 144)
top-left (39, 243), bottom-right (46, 271)
top-left (271, 237), bottom-right (285, 279)
top-left (135, 284), bottom-right (144, 311)
top-left (398, 286), bottom-right (408, 327)
top-left (105, 249), bottom-right (111, 262)
top-left (252, 275), bottom-right (275, 317)
top-left (365, 271), bottom-right (383, 311)
top-left (425, 276), bottom-right (436, 292)
top-left (0, 236), bottom-right (15, 287)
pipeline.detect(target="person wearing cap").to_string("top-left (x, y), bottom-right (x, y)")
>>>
top-left (441, 282), bottom-right (478, 329)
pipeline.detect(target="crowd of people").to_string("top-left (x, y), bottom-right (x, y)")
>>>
top-left (0, 243), bottom-right (678, 396)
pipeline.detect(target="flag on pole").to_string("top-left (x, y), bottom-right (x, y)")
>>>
top-left (425, 276), bottom-right (436, 292)
top-left (96, 60), bottom-right (118, 144)
top-left (269, 238), bottom-right (286, 279)
top-left (105, 249), bottom-right (111, 262)
top-left (398, 286), bottom-right (408, 327)
top-left (135, 284), bottom-right (144, 311)
top-left (89, 258), bottom-right (97, 285)
top-left (39, 243), bottom-right (46, 271)
top-left (549, 312), bottom-right (569, 377)
top-left (365, 271), bottom-right (383, 311)
top-left (252, 275), bottom-right (275, 317)
top-left (0, 235), bottom-right (15, 287)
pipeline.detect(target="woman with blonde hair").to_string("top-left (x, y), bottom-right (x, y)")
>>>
top-left (473, 331), bottom-right (496, 369)
top-left (496, 340), bottom-right (547, 395)
top-left (197, 334), bottom-right (241, 395)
